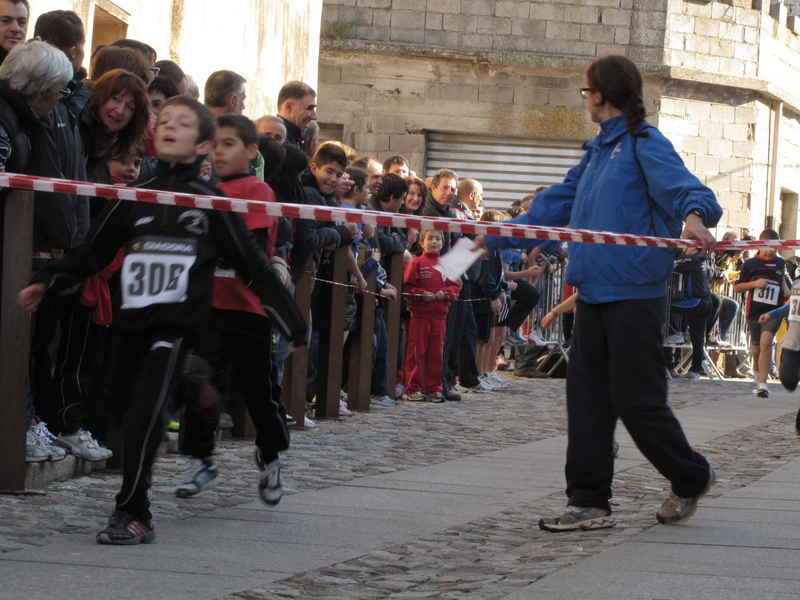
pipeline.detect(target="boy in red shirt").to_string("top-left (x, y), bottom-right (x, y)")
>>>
top-left (403, 230), bottom-right (461, 402)
top-left (175, 114), bottom-right (292, 505)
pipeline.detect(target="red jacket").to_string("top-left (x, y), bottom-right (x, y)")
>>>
top-left (404, 252), bottom-right (460, 320)
top-left (213, 175), bottom-right (278, 316)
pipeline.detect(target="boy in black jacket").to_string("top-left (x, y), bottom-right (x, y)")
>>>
top-left (18, 97), bottom-right (307, 545)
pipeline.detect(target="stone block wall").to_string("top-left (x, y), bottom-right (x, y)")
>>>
top-left (318, 49), bottom-right (598, 171)
top-left (321, 0), bottom-right (666, 66)
top-left (665, 0), bottom-right (800, 108)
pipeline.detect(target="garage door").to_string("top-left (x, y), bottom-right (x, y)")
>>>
top-left (425, 131), bottom-right (586, 211)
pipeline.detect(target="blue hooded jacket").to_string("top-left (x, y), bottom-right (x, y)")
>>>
top-left (486, 115), bottom-right (722, 304)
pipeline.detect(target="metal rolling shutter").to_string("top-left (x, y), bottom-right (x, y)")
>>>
top-left (425, 132), bottom-right (586, 211)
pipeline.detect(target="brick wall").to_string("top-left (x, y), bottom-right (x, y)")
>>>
top-left (321, 0), bottom-right (662, 64)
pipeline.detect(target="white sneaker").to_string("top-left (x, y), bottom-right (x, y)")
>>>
top-left (452, 383), bottom-right (468, 393)
top-left (58, 429), bottom-right (112, 461)
top-left (26, 429), bottom-right (52, 462)
top-left (395, 383), bottom-right (405, 397)
top-left (681, 371), bottom-right (701, 381)
top-left (488, 371), bottom-right (511, 388)
top-left (479, 375), bottom-right (500, 391)
top-left (31, 422), bottom-right (67, 461)
top-left (339, 400), bottom-right (353, 416)
top-left (254, 452), bottom-right (282, 506)
top-left (466, 384), bottom-right (490, 394)
top-left (527, 332), bottom-right (547, 346)
top-left (303, 417), bottom-right (316, 429)
top-left (664, 333), bottom-right (685, 344)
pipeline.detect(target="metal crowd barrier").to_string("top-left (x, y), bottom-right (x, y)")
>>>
top-left (507, 258), bottom-right (751, 380)
top-left (661, 272), bottom-right (748, 379)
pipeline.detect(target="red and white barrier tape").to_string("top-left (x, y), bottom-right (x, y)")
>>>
top-left (2, 172), bottom-right (797, 251)
top-left (312, 276), bottom-right (492, 302)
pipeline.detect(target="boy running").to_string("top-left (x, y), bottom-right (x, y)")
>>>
top-left (734, 228), bottom-right (789, 398)
top-left (175, 114), bottom-right (295, 503)
top-left (18, 97), bottom-right (306, 545)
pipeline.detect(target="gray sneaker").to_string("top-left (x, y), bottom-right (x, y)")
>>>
top-left (58, 429), bottom-right (112, 461)
top-left (657, 465), bottom-right (716, 525)
top-left (26, 429), bottom-right (52, 462)
top-left (538, 506), bottom-right (616, 532)
top-left (30, 423), bottom-right (67, 462)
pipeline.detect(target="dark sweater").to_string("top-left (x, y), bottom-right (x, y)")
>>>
top-left (30, 160), bottom-right (307, 345)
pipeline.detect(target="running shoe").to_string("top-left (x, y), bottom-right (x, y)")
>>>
top-left (370, 395), bottom-right (395, 407)
top-left (403, 391), bottom-right (427, 401)
top-left (657, 466), bottom-right (715, 525)
top-left (96, 511), bottom-right (155, 545)
top-left (539, 506), bottom-right (616, 532)
top-left (427, 391), bottom-right (446, 403)
top-left (31, 422), bottom-right (67, 462)
top-left (26, 429), bottom-right (51, 462)
top-left (254, 451), bottom-right (282, 506)
top-left (58, 429), bottom-right (111, 461)
top-left (175, 458), bottom-right (220, 498)
top-left (488, 370), bottom-right (511, 388)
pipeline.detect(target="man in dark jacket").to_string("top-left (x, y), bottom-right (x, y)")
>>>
top-left (276, 80), bottom-right (317, 148)
top-left (0, 0), bottom-right (27, 66)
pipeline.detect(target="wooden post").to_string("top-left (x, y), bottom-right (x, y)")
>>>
top-left (384, 253), bottom-right (404, 400)
top-left (0, 191), bottom-right (34, 492)
top-left (283, 257), bottom-right (312, 427)
top-left (314, 246), bottom-right (348, 419)
top-left (347, 264), bottom-right (376, 412)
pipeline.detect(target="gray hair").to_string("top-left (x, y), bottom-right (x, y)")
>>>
top-left (204, 70), bottom-right (246, 108)
top-left (0, 41), bottom-right (72, 97)
top-left (302, 120), bottom-right (319, 144)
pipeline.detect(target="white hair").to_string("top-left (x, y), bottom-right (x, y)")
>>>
top-left (0, 41), bottom-right (73, 97)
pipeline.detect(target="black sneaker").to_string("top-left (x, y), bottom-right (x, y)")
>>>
top-left (254, 450), bottom-right (283, 506)
top-left (756, 388), bottom-right (769, 398)
top-left (96, 511), bottom-right (156, 545)
top-left (443, 387), bottom-right (461, 402)
top-left (175, 458), bottom-right (220, 498)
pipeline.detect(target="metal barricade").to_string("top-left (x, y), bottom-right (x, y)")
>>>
top-left (517, 261), bottom-right (570, 376)
top-left (662, 272), bottom-right (747, 379)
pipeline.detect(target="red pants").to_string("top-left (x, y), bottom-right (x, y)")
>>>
top-left (405, 317), bottom-right (446, 394)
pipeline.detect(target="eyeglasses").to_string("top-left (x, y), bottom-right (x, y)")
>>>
top-left (58, 88), bottom-right (73, 100)
top-left (579, 87), bottom-right (595, 99)
top-left (149, 67), bottom-right (160, 77)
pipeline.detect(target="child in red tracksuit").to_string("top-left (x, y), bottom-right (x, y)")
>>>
top-left (403, 230), bottom-right (461, 402)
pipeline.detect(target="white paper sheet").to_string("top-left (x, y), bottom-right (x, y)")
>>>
top-left (434, 237), bottom-right (483, 281)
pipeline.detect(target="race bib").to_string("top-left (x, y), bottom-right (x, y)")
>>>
top-left (753, 281), bottom-right (779, 306)
top-left (121, 236), bottom-right (197, 309)
top-left (790, 289), bottom-right (800, 322)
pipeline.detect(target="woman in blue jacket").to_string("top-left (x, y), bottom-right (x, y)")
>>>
top-left (478, 55), bottom-right (722, 531)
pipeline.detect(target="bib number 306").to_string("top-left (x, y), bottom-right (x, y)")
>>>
top-left (121, 253), bottom-right (196, 309)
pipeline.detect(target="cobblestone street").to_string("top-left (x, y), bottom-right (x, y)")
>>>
top-left (2, 374), bottom-right (799, 599)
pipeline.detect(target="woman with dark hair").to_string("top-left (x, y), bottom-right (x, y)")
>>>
top-left (478, 55), bottom-right (723, 531)
top-left (80, 68), bottom-right (149, 186)
top-left (89, 46), bottom-right (150, 85)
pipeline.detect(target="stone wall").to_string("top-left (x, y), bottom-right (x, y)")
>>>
top-left (319, 0), bottom-right (800, 235)
top-left (322, 0), bottom-right (666, 66)
top-left (32, 0), bottom-right (322, 117)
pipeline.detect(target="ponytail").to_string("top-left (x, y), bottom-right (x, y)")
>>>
top-left (586, 55), bottom-right (650, 138)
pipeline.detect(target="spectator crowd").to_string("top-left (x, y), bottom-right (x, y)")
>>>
top-left (3, 0), bottom-right (792, 545)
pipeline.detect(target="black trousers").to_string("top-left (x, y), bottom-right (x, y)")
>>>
top-left (565, 297), bottom-right (711, 511)
top-left (668, 296), bottom-right (712, 373)
top-left (778, 348), bottom-right (800, 433)
top-left (498, 280), bottom-right (540, 331)
top-left (106, 329), bottom-right (194, 521)
top-left (442, 288), bottom-right (480, 389)
top-left (183, 309), bottom-right (289, 463)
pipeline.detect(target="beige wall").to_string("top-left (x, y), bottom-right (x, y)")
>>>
top-left (29, 0), bottom-right (323, 118)
top-left (319, 0), bottom-right (800, 237)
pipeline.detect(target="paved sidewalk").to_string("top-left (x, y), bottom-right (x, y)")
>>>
top-left (1, 375), bottom-right (799, 599)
